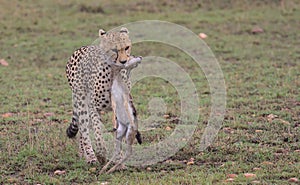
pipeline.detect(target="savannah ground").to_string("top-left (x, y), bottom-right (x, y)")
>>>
top-left (0, 0), bottom-right (299, 184)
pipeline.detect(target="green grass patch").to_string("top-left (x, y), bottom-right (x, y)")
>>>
top-left (0, 0), bottom-right (299, 184)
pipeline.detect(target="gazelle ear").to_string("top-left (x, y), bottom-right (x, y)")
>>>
top-left (120, 27), bottom-right (129, 34)
top-left (99, 29), bottom-right (106, 37)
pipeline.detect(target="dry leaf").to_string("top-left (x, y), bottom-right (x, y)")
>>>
top-left (187, 161), bottom-right (194, 165)
top-left (7, 178), bottom-right (18, 183)
top-left (89, 167), bottom-right (96, 173)
top-left (278, 119), bottom-right (290, 125)
top-left (223, 127), bottom-right (234, 134)
top-left (0, 59), bottom-right (9, 66)
top-left (253, 167), bottom-right (261, 171)
top-left (100, 182), bottom-right (109, 185)
top-left (146, 167), bottom-right (152, 171)
top-left (2, 112), bottom-right (13, 118)
top-left (262, 161), bottom-right (274, 165)
top-left (227, 174), bottom-right (238, 178)
top-left (199, 33), bottom-right (208, 39)
top-left (288, 178), bottom-right (299, 182)
top-left (244, 173), bottom-right (256, 178)
top-left (187, 158), bottom-right (195, 165)
top-left (252, 180), bottom-right (261, 184)
top-left (54, 170), bottom-right (66, 175)
top-left (255, 130), bottom-right (263, 133)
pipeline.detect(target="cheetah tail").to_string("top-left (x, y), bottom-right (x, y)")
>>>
top-left (136, 131), bottom-right (142, 144)
top-left (66, 122), bottom-right (78, 138)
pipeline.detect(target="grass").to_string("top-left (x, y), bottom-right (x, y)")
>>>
top-left (0, 0), bottom-right (299, 184)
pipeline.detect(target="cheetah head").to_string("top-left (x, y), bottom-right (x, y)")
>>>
top-left (99, 27), bottom-right (131, 65)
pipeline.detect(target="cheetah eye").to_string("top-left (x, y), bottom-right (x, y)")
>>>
top-left (125, 46), bottom-right (130, 51)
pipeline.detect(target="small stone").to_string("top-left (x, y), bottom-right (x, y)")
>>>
top-left (0, 59), bottom-right (9, 66)
top-left (165, 126), bottom-right (172, 131)
top-left (253, 167), bottom-right (261, 171)
top-left (267, 113), bottom-right (278, 121)
top-left (244, 173), bottom-right (256, 178)
top-left (54, 170), bottom-right (66, 175)
top-left (225, 178), bottom-right (234, 182)
top-left (288, 178), bottom-right (299, 182)
top-left (1, 112), bottom-right (13, 118)
top-left (227, 174), bottom-right (238, 178)
top-left (199, 33), bottom-right (208, 39)
top-left (44, 112), bottom-right (54, 117)
top-left (163, 114), bottom-right (170, 119)
top-left (251, 26), bottom-right (264, 34)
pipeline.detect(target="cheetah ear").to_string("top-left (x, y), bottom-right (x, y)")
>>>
top-left (120, 27), bottom-right (129, 34)
top-left (99, 29), bottom-right (106, 37)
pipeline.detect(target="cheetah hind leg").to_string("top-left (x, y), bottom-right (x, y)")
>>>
top-left (76, 92), bottom-right (99, 164)
top-left (66, 111), bottom-right (86, 159)
top-left (89, 107), bottom-right (107, 164)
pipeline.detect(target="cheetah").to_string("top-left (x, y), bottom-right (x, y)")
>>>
top-left (65, 27), bottom-right (141, 164)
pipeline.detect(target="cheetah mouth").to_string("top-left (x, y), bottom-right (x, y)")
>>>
top-left (120, 60), bottom-right (127, 64)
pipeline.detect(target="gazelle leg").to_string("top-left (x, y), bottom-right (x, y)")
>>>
top-left (99, 140), bottom-right (120, 174)
top-left (99, 123), bottom-right (126, 174)
top-left (106, 97), bottom-right (136, 174)
top-left (110, 95), bottom-right (118, 131)
top-left (106, 125), bottom-right (136, 174)
top-left (112, 106), bottom-right (118, 131)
